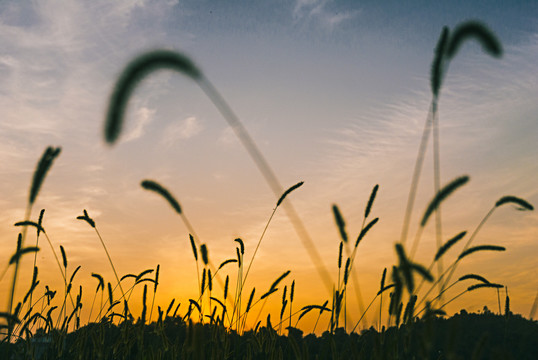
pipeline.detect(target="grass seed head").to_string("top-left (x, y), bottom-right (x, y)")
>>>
top-left (458, 245), bottom-right (505, 261)
top-left (421, 175), bottom-right (470, 227)
top-left (29, 146), bottom-right (61, 205)
top-left (276, 181), bottom-right (304, 207)
top-left (495, 195), bottom-right (534, 211)
top-left (430, 26), bottom-right (450, 97)
top-left (435, 231), bottom-right (467, 261)
top-left (141, 180), bottom-right (182, 215)
top-left (235, 238), bottom-right (245, 255)
top-left (189, 234), bottom-right (198, 261)
top-left (332, 205), bottom-right (348, 243)
top-left (446, 21), bottom-right (502, 60)
top-left (200, 244), bottom-right (209, 265)
top-left (105, 50), bottom-right (202, 144)
top-left (60, 245), bottom-right (67, 269)
top-left (365, 184), bottom-right (379, 219)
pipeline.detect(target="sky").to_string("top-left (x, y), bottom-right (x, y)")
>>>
top-left (0, 0), bottom-right (537, 333)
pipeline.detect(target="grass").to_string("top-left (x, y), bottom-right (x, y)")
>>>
top-left (1, 20), bottom-right (537, 359)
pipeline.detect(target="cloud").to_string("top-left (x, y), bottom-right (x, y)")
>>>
top-left (293, 0), bottom-right (360, 30)
top-left (121, 106), bottom-right (156, 143)
top-left (0, 0), bottom-right (185, 139)
top-left (217, 127), bottom-right (239, 146)
top-left (162, 116), bottom-right (203, 146)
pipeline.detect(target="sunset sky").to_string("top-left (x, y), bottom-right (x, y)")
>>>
top-left (0, 0), bottom-right (537, 332)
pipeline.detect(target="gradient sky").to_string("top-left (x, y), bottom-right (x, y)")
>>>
top-left (1, 0), bottom-right (537, 332)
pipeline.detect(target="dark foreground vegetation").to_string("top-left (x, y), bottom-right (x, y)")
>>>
top-left (1, 311), bottom-right (537, 359)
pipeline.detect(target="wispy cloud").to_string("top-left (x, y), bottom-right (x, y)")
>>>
top-left (317, 31), bottom-right (538, 225)
top-left (161, 116), bottom-right (203, 146)
top-left (121, 106), bottom-right (156, 143)
top-left (293, 0), bottom-right (360, 30)
top-left (217, 127), bottom-right (239, 146)
top-left (0, 0), bottom-right (183, 130)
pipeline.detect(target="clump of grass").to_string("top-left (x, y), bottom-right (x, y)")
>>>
top-left (401, 21), bottom-right (503, 303)
top-left (8, 147), bottom-right (61, 331)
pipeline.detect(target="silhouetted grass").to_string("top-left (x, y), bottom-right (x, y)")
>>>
top-left (0, 20), bottom-right (536, 360)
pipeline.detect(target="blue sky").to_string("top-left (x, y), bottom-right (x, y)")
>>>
top-left (0, 0), bottom-right (537, 329)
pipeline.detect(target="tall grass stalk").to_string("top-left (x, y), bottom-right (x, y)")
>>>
top-left (77, 210), bottom-right (130, 317)
top-left (105, 52), bottom-right (332, 293)
top-left (27, 209), bottom-right (45, 315)
top-left (441, 196), bottom-right (533, 293)
top-left (228, 182), bottom-right (303, 331)
top-left (141, 180), bottom-right (224, 291)
top-left (400, 23), bottom-right (503, 304)
top-left (8, 147), bottom-right (60, 324)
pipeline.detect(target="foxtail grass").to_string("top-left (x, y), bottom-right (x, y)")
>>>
top-left (8, 146), bottom-right (60, 335)
top-left (401, 22), bottom-right (503, 305)
top-left (77, 209), bottom-right (130, 318)
top-left (104, 51), bottom-right (333, 293)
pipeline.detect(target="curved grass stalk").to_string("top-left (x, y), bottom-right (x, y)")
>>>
top-left (402, 23), bottom-right (503, 305)
top-left (8, 147), bottom-right (61, 329)
top-left (139, 181), bottom-right (225, 294)
top-left (104, 51), bottom-right (332, 294)
top-left (333, 188), bottom-right (380, 328)
top-left (440, 207), bottom-right (494, 292)
top-left (77, 210), bottom-right (131, 319)
top-left (229, 182), bottom-right (302, 330)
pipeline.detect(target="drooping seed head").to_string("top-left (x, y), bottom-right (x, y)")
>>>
top-left (276, 181), bottom-right (304, 207)
top-left (234, 238), bottom-right (245, 255)
top-left (495, 195), bottom-right (534, 211)
top-left (458, 274), bottom-right (489, 284)
top-left (446, 21), bottom-right (502, 60)
top-left (458, 245), bottom-right (505, 261)
top-left (435, 231), bottom-right (467, 261)
top-left (105, 50), bottom-right (202, 144)
top-left (421, 175), bottom-right (470, 227)
top-left (141, 180), bottom-right (182, 215)
top-left (270, 270), bottom-right (291, 292)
